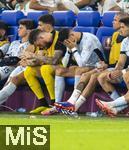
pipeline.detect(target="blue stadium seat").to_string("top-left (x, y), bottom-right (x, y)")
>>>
top-left (74, 11), bottom-right (100, 34)
top-left (96, 27), bottom-right (115, 43)
top-left (102, 11), bottom-right (117, 27)
top-left (1, 10), bottom-right (25, 26)
top-left (1, 10), bottom-right (25, 41)
top-left (96, 12), bottom-right (117, 43)
top-left (27, 11), bottom-right (48, 26)
top-left (52, 11), bottom-right (76, 30)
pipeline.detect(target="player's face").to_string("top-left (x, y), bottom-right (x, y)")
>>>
top-left (18, 24), bottom-right (28, 38)
top-left (35, 32), bottom-right (53, 49)
top-left (38, 21), bottom-right (49, 32)
top-left (112, 15), bottom-right (121, 30)
top-left (0, 29), bottom-right (6, 39)
top-left (120, 23), bottom-right (129, 37)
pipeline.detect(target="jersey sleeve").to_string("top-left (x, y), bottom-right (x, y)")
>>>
top-left (73, 38), bottom-right (95, 67)
top-left (120, 39), bottom-right (127, 54)
top-left (0, 43), bottom-right (10, 55)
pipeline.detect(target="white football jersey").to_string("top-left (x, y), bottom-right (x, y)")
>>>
top-left (6, 40), bottom-right (29, 57)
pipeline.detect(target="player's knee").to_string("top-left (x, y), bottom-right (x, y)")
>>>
top-left (75, 67), bottom-right (83, 75)
top-left (97, 73), bottom-right (106, 85)
top-left (90, 74), bottom-right (98, 84)
top-left (91, 74), bottom-right (97, 80)
top-left (24, 67), bottom-right (33, 79)
top-left (55, 67), bottom-right (65, 76)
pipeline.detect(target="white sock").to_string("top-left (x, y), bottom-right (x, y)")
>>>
top-left (115, 105), bottom-right (128, 113)
top-left (110, 96), bottom-right (127, 107)
top-left (68, 89), bottom-right (81, 104)
top-left (55, 76), bottom-right (65, 103)
top-left (75, 95), bottom-right (86, 111)
top-left (110, 90), bottom-right (120, 100)
top-left (74, 76), bottom-right (80, 88)
top-left (0, 82), bottom-right (17, 104)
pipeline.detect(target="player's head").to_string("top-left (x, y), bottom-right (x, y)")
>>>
top-left (29, 29), bottom-right (53, 49)
top-left (0, 20), bottom-right (8, 40)
top-left (38, 14), bottom-right (55, 32)
top-left (58, 28), bottom-right (77, 44)
top-left (119, 16), bottom-right (129, 37)
top-left (113, 12), bottom-right (129, 30)
top-left (18, 19), bottom-right (35, 38)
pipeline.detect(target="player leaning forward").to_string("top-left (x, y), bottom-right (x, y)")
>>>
top-left (42, 28), bottom-right (105, 115)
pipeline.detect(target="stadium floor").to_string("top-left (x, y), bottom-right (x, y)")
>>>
top-left (0, 113), bottom-right (129, 150)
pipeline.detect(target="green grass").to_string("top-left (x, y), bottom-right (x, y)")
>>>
top-left (0, 113), bottom-right (129, 150)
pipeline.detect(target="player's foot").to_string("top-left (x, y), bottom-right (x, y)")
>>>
top-left (41, 107), bottom-right (58, 116)
top-left (96, 99), bottom-right (117, 117)
top-left (30, 106), bottom-right (49, 114)
top-left (54, 102), bottom-right (75, 111)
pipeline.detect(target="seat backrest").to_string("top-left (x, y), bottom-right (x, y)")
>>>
top-left (102, 11), bottom-right (117, 27)
top-left (74, 11), bottom-right (100, 34)
top-left (73, 26), bottom-right (98, 34)
top-left (1, 10), bottom-right (25, 41)
top-left (1, 10), bottom-right (25, 26)
top-left (27, 11), bottom-right (48, 26)
top-left (96, 11), bottom-right (117, 42)
top-left (96, 27), bottom-right (115, 43)
top-left (53, 11), bottom-right (75, 27)
top-left (77, 11), bottom-right (100, 27)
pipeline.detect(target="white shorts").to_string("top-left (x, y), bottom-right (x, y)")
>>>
top-left (10, 66), bottom-right (26, 77)
top-left (0, 66), bottom-right (15, 80)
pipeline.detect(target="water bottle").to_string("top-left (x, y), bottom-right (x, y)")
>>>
top-left (16, 107), bottom-right (26, 113)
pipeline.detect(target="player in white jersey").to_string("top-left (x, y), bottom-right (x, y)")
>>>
top-left (96, 16), bottom-right (129, 117)
top-left (29, 0), bottom-right (96, 14)
top-left (55, 29), bottom-right (104, 103)
top-left (0, 14), bottom-right (62, 106)
top-left (0, 19), bottom-right (35, 81)
top-left (41, 28), bottom-right (105, 115)
top-left (29, 0), bottom-right (57, 12)
top-left (115, 0), bottom-right (129, 14)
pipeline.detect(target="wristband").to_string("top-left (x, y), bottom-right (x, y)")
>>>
top-left (71, 47), bottom-right (77, 53)
top-left (122, 69), bottom-right (126, 75)
top-left (72, 50), bottom-right (78, 54)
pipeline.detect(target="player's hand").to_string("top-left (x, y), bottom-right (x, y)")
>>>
top-left (64, 39), bottom-right (76, 50)
top-left (96, 61), bottom-right (108, 72)
top-left (48, 6), bottom-right (57, 13)
top-left (19, 58), bottom-right (28, 67)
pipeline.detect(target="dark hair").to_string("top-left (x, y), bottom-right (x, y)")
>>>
top-left (38, 14), bottom-right (55, 27)
top-left (19, 19), bottom-right (35, 30)
top-left (58, 28), bottom-right (70, 43)
top-left (0, 20), bottom-right (8, 31)
top-left (28, 29), bottom-right (42, 44)
top-left (120, 16), bottom-right (129, 26)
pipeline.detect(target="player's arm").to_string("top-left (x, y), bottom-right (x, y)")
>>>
top-left (75, 0), bottom-right (91, 9)
top-left (29, 0), bottom-right (52, 11)
top-left (38, 50), bottom-right (63, 65)
top-left (115, 54), bottom-right (127, 70)
top-left (19, 44), bottom-right (35, 59)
